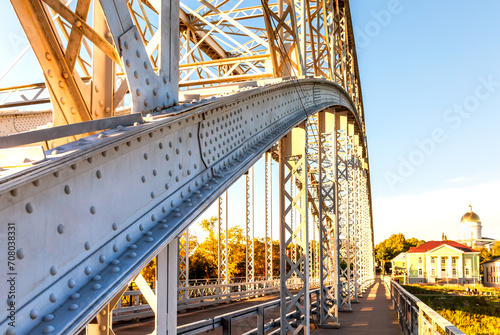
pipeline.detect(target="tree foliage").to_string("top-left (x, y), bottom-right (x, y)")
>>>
top-left (375, 233), bottom-right (425, 272)
top-left (189, 216), bottom-right (247, 279)
top-left (479, 240), bottom-right (500, 274)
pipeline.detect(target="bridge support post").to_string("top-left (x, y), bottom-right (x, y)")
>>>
top-left (246, 167), bottom-right (255, 292)
top-left (179, 229), bottom-right (189, 301)
top-left (336, 112), bottom-right (352, 312)
top-left (156, 239), bottom-right (178, 335)
top-left (352, 133), bottom-right (363, 299)
top-left (347, 122), bottom-right (359, 303)
top-left (218, 191), bottom-right (229, 298)
top-left (279, 124), bottom-right (310, 334)
top-left (317, 110), bottom-right (340, 327)
top-left (265, 152), bottom-right (274, 284)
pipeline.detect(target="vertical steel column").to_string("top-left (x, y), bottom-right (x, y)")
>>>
top-left (336, 112), bottom-right (351, 312)
top-left (99, 0), bottom-right (179, 112)
top-left (265, 152), bottom-right (273, 283)
top-left (309, 213), bottom-right (315, 286)
top-left (92, 1), bottom-right (114, 119)
top-left (218, 191), bottom-right (229, 296)
top-left (246, 167), bottom-right (255, 290)
top-left (290, 176), bottom-right (297, 281)
top-left (306, 115), bottom-right (319, 289)
top-left (353, 135), bottom-right (363, 297)
top-left (156, 240), bottom-right (178, 335)
top-left (178, 229), bottom-right (189, 300)
top-left (318, 110), bottom-right (339, 327)
top-left (296, 0), bottom-right (307, 75)
top-left (279, 125), bottom-right (310, 334)
top-left (347, 122), bottom-right (358, 303)
top-left (158, 0), bottom-right (180, 104)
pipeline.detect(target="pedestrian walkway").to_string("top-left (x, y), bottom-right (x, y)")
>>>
top-left (313, 277), bottom-right (401, 335)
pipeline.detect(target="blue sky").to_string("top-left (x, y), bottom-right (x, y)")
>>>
top-left (350, 1), bottom-right (500, 242)
top-left (1, 1), bottom-right (499, 244)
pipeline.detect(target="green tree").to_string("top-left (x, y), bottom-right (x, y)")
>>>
top-left (188, 216), bottom-right (247, 279)
top-left (375, 233), bottom-right (425, 274)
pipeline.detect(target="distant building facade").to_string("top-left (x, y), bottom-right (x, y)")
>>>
top-left (391, 252), bottom-right (407, 275)
top-left (484, 257), bottom-right (500, 288)
top-left (406, 241), bottom-right (480, 284)
top-left (456, 205), bottom-right (496, 249)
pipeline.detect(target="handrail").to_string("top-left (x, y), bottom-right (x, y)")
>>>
top-left (384, 276), bottom-right (466, 335)
top-left (177, 287), bottom-right (322, 335)
top-left (112, 277), bottom-right (327, 321)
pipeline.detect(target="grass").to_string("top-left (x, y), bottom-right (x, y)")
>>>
top-left (403, 284), bottom-right (499, 296)
top-left (402, 285), bottom-right (500, 335)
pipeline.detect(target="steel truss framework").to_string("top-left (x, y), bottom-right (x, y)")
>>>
top-left (1, 1), bottom-right (375, 334)
top-left (279, 125), bottom-right (310, 334)
top-left (245, 167), bottom-right (255, 289)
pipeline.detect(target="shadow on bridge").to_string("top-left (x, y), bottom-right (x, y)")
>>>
top-left (313, 277), bottom-right (401, 335)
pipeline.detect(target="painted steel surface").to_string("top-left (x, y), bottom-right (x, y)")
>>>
top-left (0, 78), bottom-right (361, 334)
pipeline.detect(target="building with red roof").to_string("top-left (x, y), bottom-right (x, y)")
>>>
top-left (406, 240), bottom-right (480, 284)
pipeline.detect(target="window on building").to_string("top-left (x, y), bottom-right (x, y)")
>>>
top-left (452, 257), bottom-right (456, 265)
top-left (465, 268), bottom-right (470, 277)
top-left (431, 268), bottom-right (435, 276)
top-left (419, 257), bottom-right (422, 264)
top-left (452, 268), bottom-right (456, 276)
top-left (441, 257), bottom-right (446, 265)
top-left (431, 257), bottom-right (435, 264)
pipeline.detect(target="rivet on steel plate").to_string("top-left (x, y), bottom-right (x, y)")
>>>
top-left (17, 248), bottom-right (25, 259)
top-left (43, 326), bottom-right (55, 334)
top-left (30, 309), bottom-right (38, 320)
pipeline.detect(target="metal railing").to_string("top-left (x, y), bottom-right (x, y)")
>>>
top-left (177, 288), bottom-right (322, 335)
top-left (112, 277), bottom-right (318, 322)
top-left (384, 276), bottom-right (466, 335)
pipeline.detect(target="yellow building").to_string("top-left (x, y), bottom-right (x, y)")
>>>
top-left (406, 240), bottom-right (480, 284)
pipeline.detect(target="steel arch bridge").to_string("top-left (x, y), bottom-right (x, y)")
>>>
top-left (0, 0), bottom-right (375, 334)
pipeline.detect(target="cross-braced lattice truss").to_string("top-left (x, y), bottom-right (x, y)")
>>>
top-left (279, 125), bottom-right (310, 334)
top-left (5, 0), bottom-right (365, 135)
top-left (245, 167), bottom-right (255, 289)
top-left (265, 152), bottom-right (274, 282)
top-left (335, 112), bottom-right (351, 312)
top-left (218, 191), bottom-right (229, 295)
top-left (2, 1), bottom-right (376, 334)
top-left (178, 228), bottom-right (189, 300)
top-left (316, 109), bottom-right (340, 327)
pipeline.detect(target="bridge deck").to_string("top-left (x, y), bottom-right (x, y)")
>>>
top-left (313, 277), bottom-right (401, 335)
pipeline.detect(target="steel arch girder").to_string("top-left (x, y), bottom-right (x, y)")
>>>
top-left (0, 78), bottom-right (364, 334)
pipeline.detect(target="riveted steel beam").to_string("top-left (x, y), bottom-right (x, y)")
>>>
top-left (0, 78), bottom-right (365, 334)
